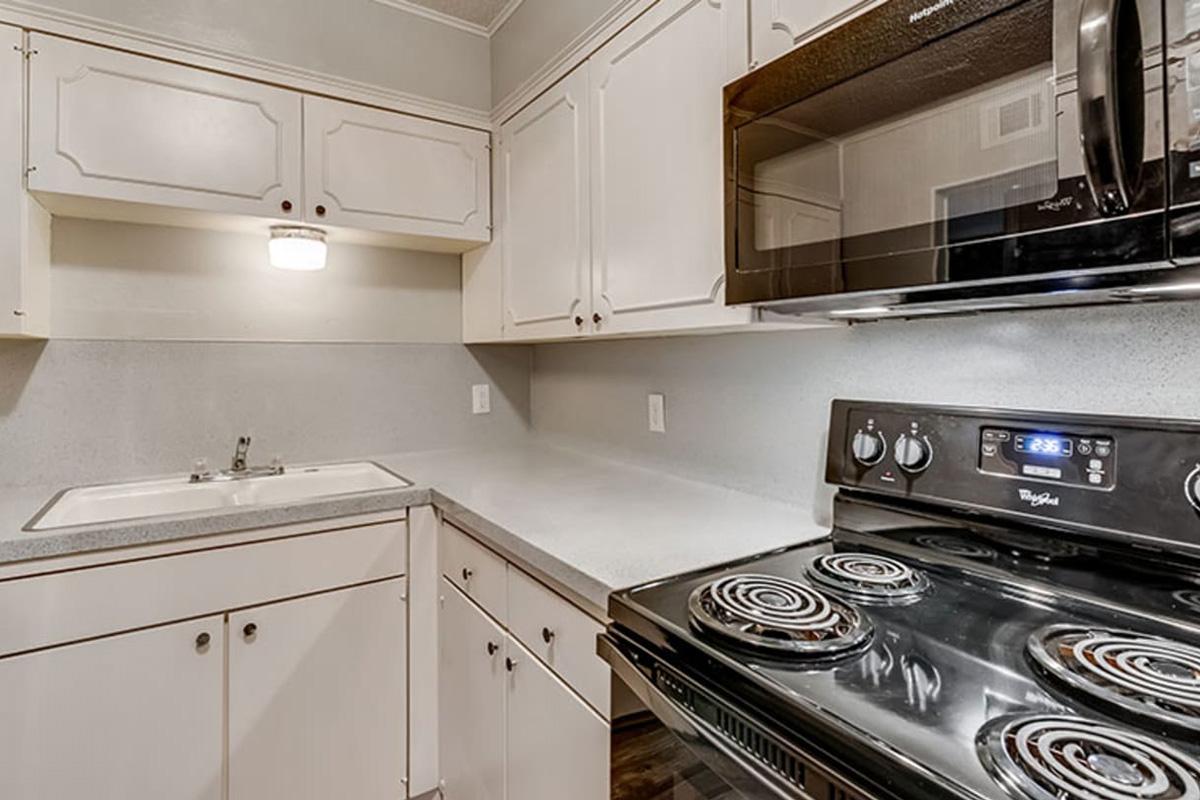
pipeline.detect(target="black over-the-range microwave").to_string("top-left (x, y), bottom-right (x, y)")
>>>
top-left (723, 0), bottom-right (1200, 319)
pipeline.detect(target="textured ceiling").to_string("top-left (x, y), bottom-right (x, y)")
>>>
top-left (403, 0), bottom-right (513, 27)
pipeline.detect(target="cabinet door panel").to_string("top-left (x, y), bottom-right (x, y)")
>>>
top-left (304, 96), bottom-right (490, 244)
top-left (439, 578), bottom-right (506, 800)
top-left (500, 63), bottom-right (591, 340)
top-left (0, 616), bottom-right (224, 800)
top-left (0, 25), bottom-right (49, 339)
top-left (28, 34), bottom-right (302, 219)
top-left (228, 579), bottom-right (407, 800)
top-left (506, 635), bottom-right (608, 800)
top-left (590, 0), bottom-right (751, 335)
top-left (749, 0), bottom-right (882, 66)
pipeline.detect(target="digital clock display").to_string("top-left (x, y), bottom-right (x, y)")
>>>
top-left (1015, 434), bottom-right (1073, 458)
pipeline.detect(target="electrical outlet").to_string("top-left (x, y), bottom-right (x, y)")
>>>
top-left (472, 384), bottom-right (491, 415)
top-left (648, 393), bottom-right (666, 433)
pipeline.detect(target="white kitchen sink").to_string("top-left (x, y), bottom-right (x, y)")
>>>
top-left (27, 462), bottom-right (410, 530)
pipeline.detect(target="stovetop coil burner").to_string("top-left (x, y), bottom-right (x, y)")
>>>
top-left (1028, 625), bottom-right (1200, 734)
top-left (806, 552), bottom-right (929, 604)
top-left (913, 533), bottom-right (999, 561)
top-left (688, 574), bottom-right (873, 657)
top-left (978, 713), bottom-right (1200, 800)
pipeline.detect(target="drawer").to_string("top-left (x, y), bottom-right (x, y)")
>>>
top-left (507, 566), bottom-right (609, 717)
top-left (440, 522), bottom-right (507, 623)
top-left (0, 520), bottom-right (405, 658)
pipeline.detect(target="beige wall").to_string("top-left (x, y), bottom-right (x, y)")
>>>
top-left (491, 0), bottom-right (623, 108)
top-left (12, 0), bottom-right (491, 110)
top-left (50, 219), bottom-right (463, 343)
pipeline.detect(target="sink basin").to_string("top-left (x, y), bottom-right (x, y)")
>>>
top-left (27, 462), bottom-right (411, 530)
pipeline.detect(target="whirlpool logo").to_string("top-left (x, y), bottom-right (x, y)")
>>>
top-left (1018, 488), bottom-right (1060, 508)
top-left (909, 0), bottom-right (955, 23)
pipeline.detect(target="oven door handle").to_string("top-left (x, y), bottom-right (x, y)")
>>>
top-left (1077, 0), bottom-right (1144, 216)
top-left (598, 633), bottom-right (813, 800)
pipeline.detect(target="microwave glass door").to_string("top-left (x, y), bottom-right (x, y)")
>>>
top-left (729, 0), bottom-right (1165, 300)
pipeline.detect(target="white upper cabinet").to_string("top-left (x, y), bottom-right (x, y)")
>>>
top-left (0, 25), bottom-right (49, 339)
top-left (748, 0), bottom-right (883, 68)
top-left (304, 96), bottom-right (490, 247)
top-left (228, 579), bottom-right (407, 800)
top-left (499, 62), bottom-right (591, 340)
top-left (27, 34), bottom-right (303, 220)
top-left (588, 0), bottom-right (752, 336)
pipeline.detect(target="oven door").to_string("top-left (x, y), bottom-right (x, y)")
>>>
top-left (724, 0), bottom-right (1166, 307)
top-left (599, 633), bottom-right (871, 800)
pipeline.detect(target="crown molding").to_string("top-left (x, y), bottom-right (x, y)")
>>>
top-left (491, 0), bottom-right (652, 125)
top-left (370, 0), bottom-right (490, 37)
top-left (0, 0), bottom-right (491, 130)
top-left (487, 0), bottom-right (525, 35)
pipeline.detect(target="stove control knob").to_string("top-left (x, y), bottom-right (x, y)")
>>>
top-left (1186, 466), bottom-right (1200, 511)
top-left (851, 429), bottom-right (886, 466)
top-left (894, 434), bottom-right (933, 473)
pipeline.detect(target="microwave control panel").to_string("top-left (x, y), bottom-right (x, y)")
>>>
top-left (977, 428), bottom-right (1115, 490)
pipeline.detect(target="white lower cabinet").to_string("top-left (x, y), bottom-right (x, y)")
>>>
top-left (0, 517), bottom-right (409, 800)
top-left (439, 554), bottom-right (610, 800)
top-left (506, 633), bottom-right (609, 800)
top-left (228, 578), bottom-right (407, 800)
top-left (439, 578), bottom-right (507, 800)
top-left (0, 615), bottom-right (225, 800)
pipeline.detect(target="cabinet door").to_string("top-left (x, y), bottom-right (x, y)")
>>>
top-left (749, 0), bottom-right (881, 67)
top-left (439, 578), bottom-right (507, 800)
top-left (27, 34), bottom-right (302, 220)
top-left (304, 96), bottom-right (490, 246)
top-left (506, 634), bottom-right (609, 800)
top-left (589, 0), bottom-right (752, 336)
top-left (499, 63), bottom-right (591, 340)
top-left (0, 26), bottom-right (49, 339)
top-left (228, 579), bottom-right (407, 800)
top-left (0, 616), bottom-right (224, 800)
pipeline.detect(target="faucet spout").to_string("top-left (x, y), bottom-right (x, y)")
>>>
top-left (232, 435), bottom-right (251, 473)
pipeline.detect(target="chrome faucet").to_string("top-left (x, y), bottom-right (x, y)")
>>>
top-left (232, 435), bottom-right (251, 473)
top-left (189, 435), bottom-right (285, 483)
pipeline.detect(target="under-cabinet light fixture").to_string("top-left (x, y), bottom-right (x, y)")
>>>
top-left (269, 226), bottom-right (328, 271)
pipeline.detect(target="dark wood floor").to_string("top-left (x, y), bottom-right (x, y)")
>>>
top-left (611, 715), bottom-right (742, 800)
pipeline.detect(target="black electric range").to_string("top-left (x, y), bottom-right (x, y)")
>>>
top-left (600, 400), bottom-right (1200, 800)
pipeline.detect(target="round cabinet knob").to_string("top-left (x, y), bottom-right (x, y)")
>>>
top-left (574, 316), bottom-right (584, 327)
top-left (505, 656), bottom-right (517, 672)
top-left (243, 622), bottom-right (258, 640)
top-left (894, 433), bottom-right (933, 473)
top-left (461, 567), bottom-right (473, 582)
top-left (851, 430), bottom-right (886, 466)
top-left (315, 204), bottom-right (327, 217)
top-left (1186, 466), bottom-right (1200, 511)
top-left (486, 641), bottom-right (498, 656)
top-left (195, 632), bottom-right (211, 651)
top-left (541, 627), bottom-right (555, 644)
top-left (281, 200), bottom-right (293, 213)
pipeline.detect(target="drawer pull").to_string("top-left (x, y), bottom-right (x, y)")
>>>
top-left (194, 632), bottom-right (211, 651)
top-left (487, 641), bottom-right (498, 656)
top-left (243, 622), bottom-right (258, 640)
top-left (541, 626), bottom-right (556, 644)
top-left (461, 567), bottom-right (473, 582)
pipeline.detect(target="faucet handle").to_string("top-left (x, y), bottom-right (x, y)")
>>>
top-left (190, 458), bottom-right (211, 483)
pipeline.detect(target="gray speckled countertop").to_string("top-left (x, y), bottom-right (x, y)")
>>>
top-left (0, 441), bottom-right (827, 616)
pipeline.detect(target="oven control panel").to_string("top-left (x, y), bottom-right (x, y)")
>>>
top-left (825, 400), bottom-right (1200, 553)
top-left (978, 428), bottom-right (1115, 490)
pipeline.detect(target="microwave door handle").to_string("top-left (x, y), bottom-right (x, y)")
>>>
top-left (1077, 0), bottom-right (1145, 216)
top-left (598, 634), bottom-right (812, 800)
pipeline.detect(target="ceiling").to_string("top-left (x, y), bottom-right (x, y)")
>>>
top-left (397, 0), bottom-right (517, 29)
